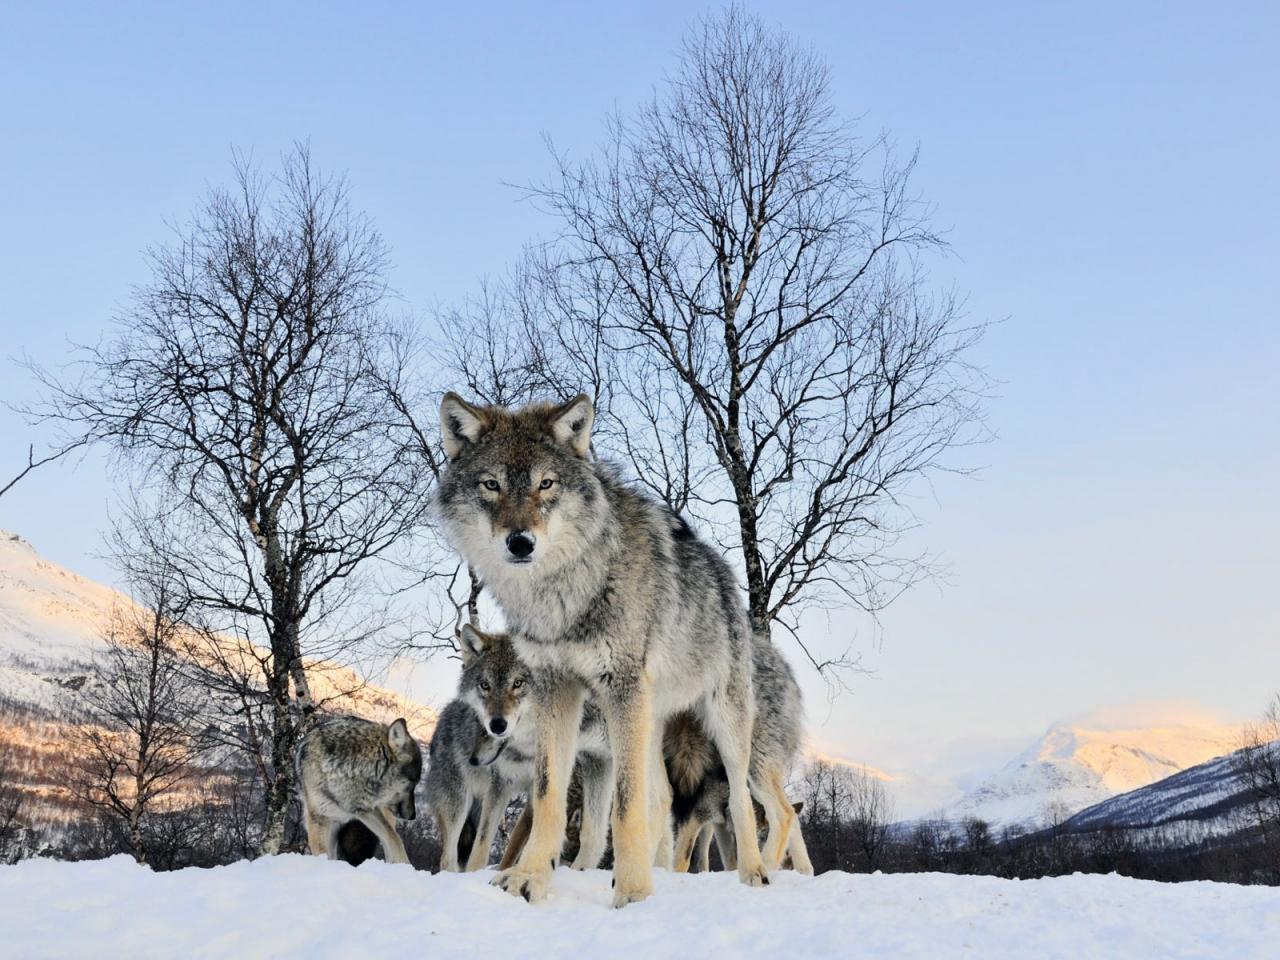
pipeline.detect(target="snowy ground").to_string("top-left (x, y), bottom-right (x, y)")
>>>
top-left (2, 857), bottom-right (1278, 959)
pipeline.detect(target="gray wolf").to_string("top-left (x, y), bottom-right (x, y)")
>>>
top-left (664, 630), bottom-right (813, 876)
top-left (295, 715), bottom-right (422, 865)
top-left (425, 624), bottom-right (613, 872)
top-left (422, 697), bottom-right (497, 871)
top-left (437, 392), bottom-right (768, 907)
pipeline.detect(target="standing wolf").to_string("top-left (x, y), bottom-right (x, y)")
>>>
top-left (437, 392), bottom-right (768, 907)
top-left (426, 623), bottom-right (613, 872)
top-left (664, 630), bottom-right (814, 876)
top-left (295, 716), bottom-right (422, 865)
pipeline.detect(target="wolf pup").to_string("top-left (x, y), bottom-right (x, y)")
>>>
top-left (427, 623), bottom-right (613, 872)
top-left (665, 631), bottom-right (814, 876)
top-left (295, 715), bottom-right (422, 865)
top-left (438, 393), bottom-right (768, 907)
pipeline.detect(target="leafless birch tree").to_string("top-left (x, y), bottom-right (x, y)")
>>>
top-left (32, 146), bottom-right (434, 853)
top-left (514, 7), bottom-right (986, 672)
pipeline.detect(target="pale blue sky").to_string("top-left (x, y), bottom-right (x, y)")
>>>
top-left (2, 2), bottom-right (1277, 779)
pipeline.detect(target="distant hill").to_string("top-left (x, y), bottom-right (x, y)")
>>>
top-left (0, 530), bottom-right (435, 833)
top-left (1058, 746), bottom-right (1263, 849)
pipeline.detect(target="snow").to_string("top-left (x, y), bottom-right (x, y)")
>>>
top-left (1, 856), bottom-right (1276, 959)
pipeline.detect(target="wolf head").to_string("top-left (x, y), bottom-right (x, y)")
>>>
top-left (457, 623), bottom-right (532, 742)
top-left (383, 718), bottom-right (423, 820)
top-left (437, 393), bottom-right (603, 576)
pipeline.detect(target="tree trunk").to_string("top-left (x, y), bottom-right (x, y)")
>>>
top-left (259, 663), bottom-right (296, 856)
top-left (129, 804), bottom-right (146, 866)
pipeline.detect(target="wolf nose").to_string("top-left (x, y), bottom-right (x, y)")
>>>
top-left (506, 531), bottom-right (535, 559)
top-left (489, 717), bottom-right (508, 735)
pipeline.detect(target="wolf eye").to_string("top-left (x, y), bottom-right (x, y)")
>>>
top-left (512, 677), bottom-right (525, 690)
top-left (539, 478), bottom-right (555, 490)
top-left (479, 680), bottom-right (491, 692)
top-left (482, 479), bottom-right (500, 492)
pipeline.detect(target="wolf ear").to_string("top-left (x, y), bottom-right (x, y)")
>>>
top-left (440, 393), bottom-right (489, 459)
top-left (387, 718), bottom-right (412, 750)
top-left (549, 394), bottom-right (594, 458)
top-left (458, 623), bottom-right (487, 662)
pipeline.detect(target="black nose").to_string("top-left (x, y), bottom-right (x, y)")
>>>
top-left (489, 717), bottom-right (507, 735)
top-left (506, 531), bottom-right (535, 559)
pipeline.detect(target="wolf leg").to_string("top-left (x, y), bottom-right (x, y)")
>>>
top-left (672, 815), bottom-right (704, 872)
top-left (325, 820), bottom-right (344, 861)
top-left (499, 802), bottom-right (532, 871)
top-left (436, 802), bottom-right (467, 872)
top-left (694, 824), bottom-right (714, 872)
top-left (754, 765), bottom-right (797, 872)
top-left (714, 822), bottom-right (737, 870)
top-left (706, 689), bottom-right (768, 887)
top-left (787, 813), bottom-right (815, 876)
top-left (648, 731), bottom-right (674, 869)
top-left (356, 809), bottom-right (409, 865)
top-left (466, 777), bottom-right (508, 871)
top-left (304, 808), bottom-right (329, 856)
top-left (603, 681), bottom-right (655, 907)
top-left (492, 676), bottom-right (584, 903)
top-left (569, 753), bottom-right (612, 870)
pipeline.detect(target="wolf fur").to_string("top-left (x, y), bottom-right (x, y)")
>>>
top-left (664, 631), bottom-right (814, 875)
top-left (295, 715), bottom-right (422, 865)
top-left (437, 392), bottom-right (768, 907)
top-left (425, 624), bottom-right (613, 872)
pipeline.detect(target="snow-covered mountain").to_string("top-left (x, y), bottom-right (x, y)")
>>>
top-left (0, 530), bottom-right (434, 827)
top-left (1059, 746), bottom-right (1258, 848)
top-left (950, 706), bottom-right (1241, 828)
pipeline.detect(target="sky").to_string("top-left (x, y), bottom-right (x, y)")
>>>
top-left (1, 1), bottom-right (1278, 785)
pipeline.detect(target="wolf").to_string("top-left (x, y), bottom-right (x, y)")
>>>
top-left (423, 697), bottom-right (498, 871)
top-left (425, 623), bottom-right (613, 872)
top-left (437, 392), bottom-right (769, 907)
top-left (664, 630), bottom-right (813, 876)
top-left (295, 715), bottom-right (423, 865)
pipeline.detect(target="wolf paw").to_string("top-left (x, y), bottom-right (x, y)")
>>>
top-left (611, 878), bottom-right (654, 909)
top-left (491, 866), bottom-right (551, 903)
top-left (738, 864), bottom-right (770, 888)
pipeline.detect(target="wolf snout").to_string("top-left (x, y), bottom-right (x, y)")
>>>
top-left (488, 716), bottom-right (508, 735)
top-left (505, 530), bottom-right (536, 560)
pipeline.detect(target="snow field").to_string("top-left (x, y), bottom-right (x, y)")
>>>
top-left (1, 855), bottom-right (1277, 959)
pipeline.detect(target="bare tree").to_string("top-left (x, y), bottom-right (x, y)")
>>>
top-left (1236, 696), bottom-right (1280, 860)
top-left (72, 572), bottom-right (208, 866)
top-left (794, 759), bottom-right (854, 871)
top-left (519, 7), bottom-right (985, 673)
top-left (32, 145), bottom-right (435, 853)
top-left (794, 758), bottom-right (895, 872)
top-left (847, 765), bottom-right (896, 870)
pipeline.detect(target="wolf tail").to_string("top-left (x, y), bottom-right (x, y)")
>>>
top-left (335, 820), bottom-right (380, 866)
